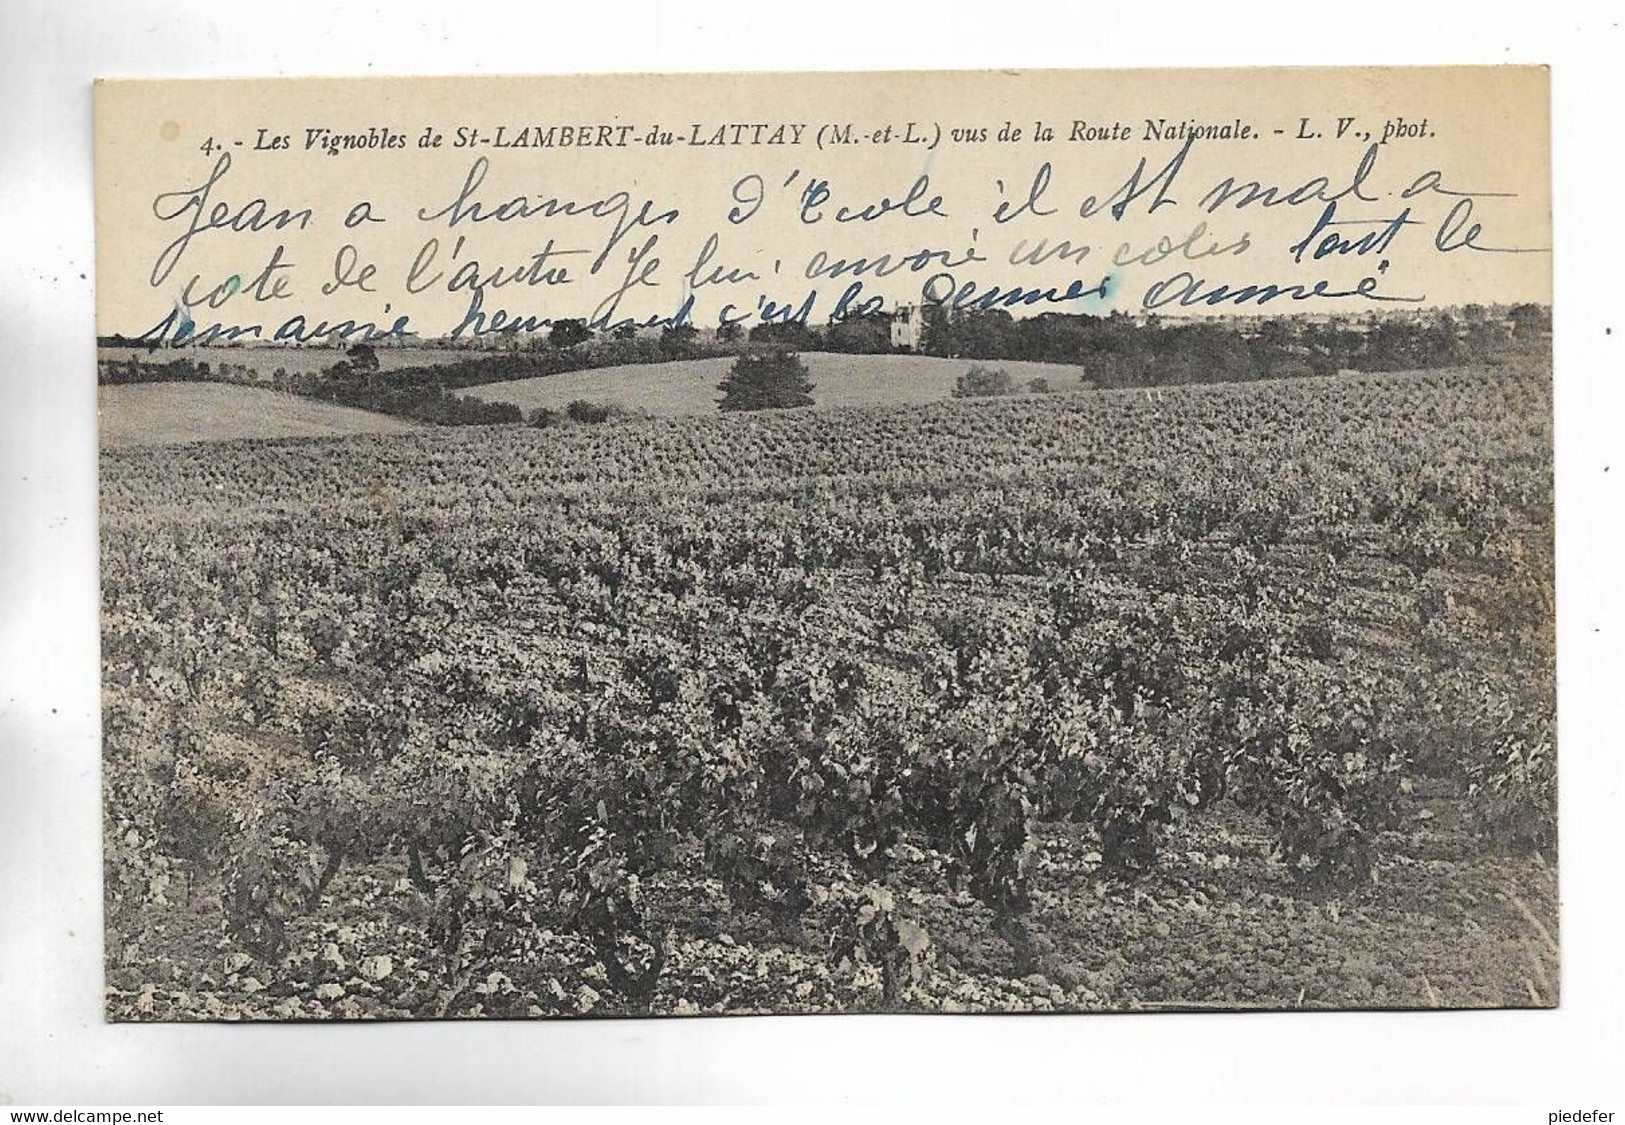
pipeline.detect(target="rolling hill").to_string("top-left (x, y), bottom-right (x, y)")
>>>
top-left (99, 383), bottom-right (422, 448)
top-left (463, 352), bottom-right (1091, 417)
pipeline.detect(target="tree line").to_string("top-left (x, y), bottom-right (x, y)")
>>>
top-left (99, 304), bottom-right (1551, 423)
top-left (907, 303), bottom-right (1551, 387)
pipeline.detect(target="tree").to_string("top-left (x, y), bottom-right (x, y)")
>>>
top-left (566, 399), bottom-right (616, 424)
top-left (717, 349), bottom-right (815, 411)
top-left (824, 311), bottom-right (890, 354)
top-left (748, 320), bottom-right (819, 350)
top-left (1463, 317), bottom-right (1510, 361)
top-left (345, 343), bottom-right (380, 373)
top-left (953, 365), bottom-right (1013, 398)
top-left (659, 322), bottom-right (701, 359)
top-left (549, 319), bottom-right (592, 348)
top-left (1508, 303), bottom-right (1550, 340)
top-left (1418, 315), bottom-right (1464, 367)
top-left (926, 308), bottom-right (1016, 359)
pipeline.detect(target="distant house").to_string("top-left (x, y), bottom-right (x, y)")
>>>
top-left (890, 304), bottom-right (925, 351)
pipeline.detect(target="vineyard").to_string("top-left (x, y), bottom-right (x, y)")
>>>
top-left (101, 362), bottom-right (1558, 1020)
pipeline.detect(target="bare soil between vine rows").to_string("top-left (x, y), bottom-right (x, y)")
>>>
top-left (106, 789), bottom-right (1557, 1021)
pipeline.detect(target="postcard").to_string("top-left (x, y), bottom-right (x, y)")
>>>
top-left (94, 66), bottom-right (1554, 1020)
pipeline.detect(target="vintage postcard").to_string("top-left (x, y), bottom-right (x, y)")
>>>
top-left (95, 67), bottom-right (1555, 1020)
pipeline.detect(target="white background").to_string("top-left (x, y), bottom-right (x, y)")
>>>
top-left (1, 0), bottom-right (1620, 1107)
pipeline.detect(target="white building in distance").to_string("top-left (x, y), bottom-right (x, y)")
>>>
top-left (890, 304), bottom-right (925, 351)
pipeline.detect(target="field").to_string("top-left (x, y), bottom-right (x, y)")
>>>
top-left (100, 364), bottom-right (1557, 1020)
top-left (465, 352), bottom-right (1089, 416)
top-left (99, 383), bottom-right (422, 448)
